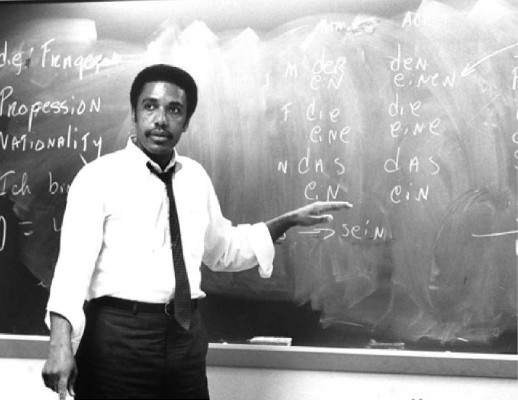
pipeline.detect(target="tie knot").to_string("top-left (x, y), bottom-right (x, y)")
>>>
top-left (147, 162), bottom-right (174, 184)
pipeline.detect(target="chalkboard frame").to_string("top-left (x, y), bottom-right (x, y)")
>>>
top-left (0, 334), bottom-right (516, 379)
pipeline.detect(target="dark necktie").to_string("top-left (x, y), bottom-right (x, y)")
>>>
top-left (147, 162), bottom-right (192, 330)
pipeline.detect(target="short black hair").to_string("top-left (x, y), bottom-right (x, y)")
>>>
top-left (130, 64), bottom-right (198, 124)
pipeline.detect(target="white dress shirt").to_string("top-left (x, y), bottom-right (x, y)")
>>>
top-left (46, 137), bottom-right (274, 342)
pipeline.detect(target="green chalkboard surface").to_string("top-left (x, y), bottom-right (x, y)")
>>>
top-left (0, 0), bottom-right (516, 353)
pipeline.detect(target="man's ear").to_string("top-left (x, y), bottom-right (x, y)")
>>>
top-left (183, 121), bottom-right (189, 132)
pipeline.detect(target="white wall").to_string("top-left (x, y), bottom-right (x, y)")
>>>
top-left (1, 358), bottom-right (516, 400)
top-left (208, 367), bottom-right (517, 400)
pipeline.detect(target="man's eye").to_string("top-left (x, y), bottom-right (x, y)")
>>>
top-left (144, 103), bottom-right (156, 110)
top-left (168, 106), bottom-right (181, 114)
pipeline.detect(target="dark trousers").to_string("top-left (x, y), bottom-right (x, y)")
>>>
top-left (74, 298), bottom-right (210, 399)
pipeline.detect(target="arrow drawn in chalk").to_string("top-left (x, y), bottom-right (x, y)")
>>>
top-left (299, 228), bottom-right (336, 240)
top-left (461, 42), bottom-right (518, 77)
top-left (79, 153), bottom-right (98, 166)
top-left (472, 229), bottom-right (518, 238)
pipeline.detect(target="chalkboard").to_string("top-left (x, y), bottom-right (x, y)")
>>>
top-left (0, 0), bottom-right (516, 354)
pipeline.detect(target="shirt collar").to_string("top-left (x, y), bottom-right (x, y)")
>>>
top-left (127, 135), bottom-right (183, 173)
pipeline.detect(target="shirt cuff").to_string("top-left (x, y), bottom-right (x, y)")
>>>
top-left (248, 222), bottom-right (275, 278)
top-left (45, 302), bottom-right (85, 348)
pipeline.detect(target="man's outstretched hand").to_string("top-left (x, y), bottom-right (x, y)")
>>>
top-left (266, 201), bottom-right (353, 242)
top-left (289, 201), bottom-right (353, 226)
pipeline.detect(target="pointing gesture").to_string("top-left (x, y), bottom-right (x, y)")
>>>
top-left (266, 200), bottom-right (353, 242)
top-left (290, 201), bottom-right (353, 226)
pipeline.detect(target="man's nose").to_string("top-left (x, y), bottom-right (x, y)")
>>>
top-left (154, 108), bottom-right (168, 127)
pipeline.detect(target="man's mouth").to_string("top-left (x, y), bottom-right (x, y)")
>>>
top-left (149, 130), bottom-right (171, 139)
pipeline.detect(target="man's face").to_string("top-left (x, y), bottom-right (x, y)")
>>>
top-left (133, 81), bottom-right (189, 165)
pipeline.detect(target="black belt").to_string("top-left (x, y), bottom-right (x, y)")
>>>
top-left (89, 296), bottom-right (198, 315)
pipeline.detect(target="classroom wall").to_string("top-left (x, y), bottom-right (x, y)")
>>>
top-left (1, 358), bottom-right (517, 400)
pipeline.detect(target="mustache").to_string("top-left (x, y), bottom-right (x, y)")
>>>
top-left (148, 128), bottom-right (173, 136)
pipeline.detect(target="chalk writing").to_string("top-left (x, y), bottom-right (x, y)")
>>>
top-left (472, 230), bottom-right (518, 238)
top-left (389, 43), bottom-right (455, 88)
top-left (299, 220), bottom-right (387, 241)
top-left (0, 85), bottom-right (102, 132)
top-left (313, 16), bottom-right (378, 36)
top-left (0, 41), bottom-right (30, 75)
top-left (0, 170), bottom-right (31, 196)
top-left (461, 42), bottom-right (518, 77)
top-left (48, 172), bottom-right (70, 195)
top-left (0, 125), bottom-right (102, 157)
top-left (275, 67), bottom-right (352, 208)
top-left (0, 215), bottom-right (5, 251)
top-left (383, 147), bottom-right (440, 174)
top-left (40, 38), bottom-right (103, 80)
top-left (341, 220), bottom-right (387, 241)
top-left (401, 11), bottom-right (428, 29)
top-left (310, 48), bottom-right (346, 90)
top-left (18, 221), bottom-right (34, 237)
top-left (52, 217), bottom-right (62, 233)
top-left (0, 38), bottom-right (107, 80)
top-left (390, 183), bottom-right (430, 203)
top-left (304, 182), bottom-right (344, 202)
top-left (384, 43), bottom-right (442, 204)
top-left (295, 147), bottom-right (346, 175)
top-left (299, 227), bottom-right (335, 240)
top-left (389, 43), bottom-right (428, 74)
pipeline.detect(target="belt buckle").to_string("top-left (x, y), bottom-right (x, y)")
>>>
top-left (164, 302), bottom-right (172, 316)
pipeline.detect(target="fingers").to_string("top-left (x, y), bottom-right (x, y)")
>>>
top-left (305, 201), bottom-right (352, 225)
top-left (316, 201), bottom-right (353, 211)
top-left (42, 369), bottom-right (72, 398)
top-left (58, 378), bottom-right (68, 400)
top-left (307, 201), bottom-right (352, 217)
top-left (293, 200), bottom-right (353, 227)
top-left (317, 214), bottom-right (334, 223)
top-left (67, 366), bottom-right (77, 397)
top-left (42, 370), bottom-right (57, 392)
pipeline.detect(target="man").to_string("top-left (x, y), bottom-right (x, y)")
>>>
top-left (42, 64), bottom-right (351, 399)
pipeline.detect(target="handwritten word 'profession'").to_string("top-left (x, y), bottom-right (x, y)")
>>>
top-left (0, 85), bottom-right (101, 132)
top-left (0, 39), bottom-right (104, 79)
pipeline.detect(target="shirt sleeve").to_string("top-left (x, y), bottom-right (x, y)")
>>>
top-left (201, 177), bottom-right (274, 277)
top-left (45, 165), bottom-right (104, 344)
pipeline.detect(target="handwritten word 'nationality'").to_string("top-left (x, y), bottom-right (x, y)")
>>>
top-left (0, 124), bottom-right (102, 157)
